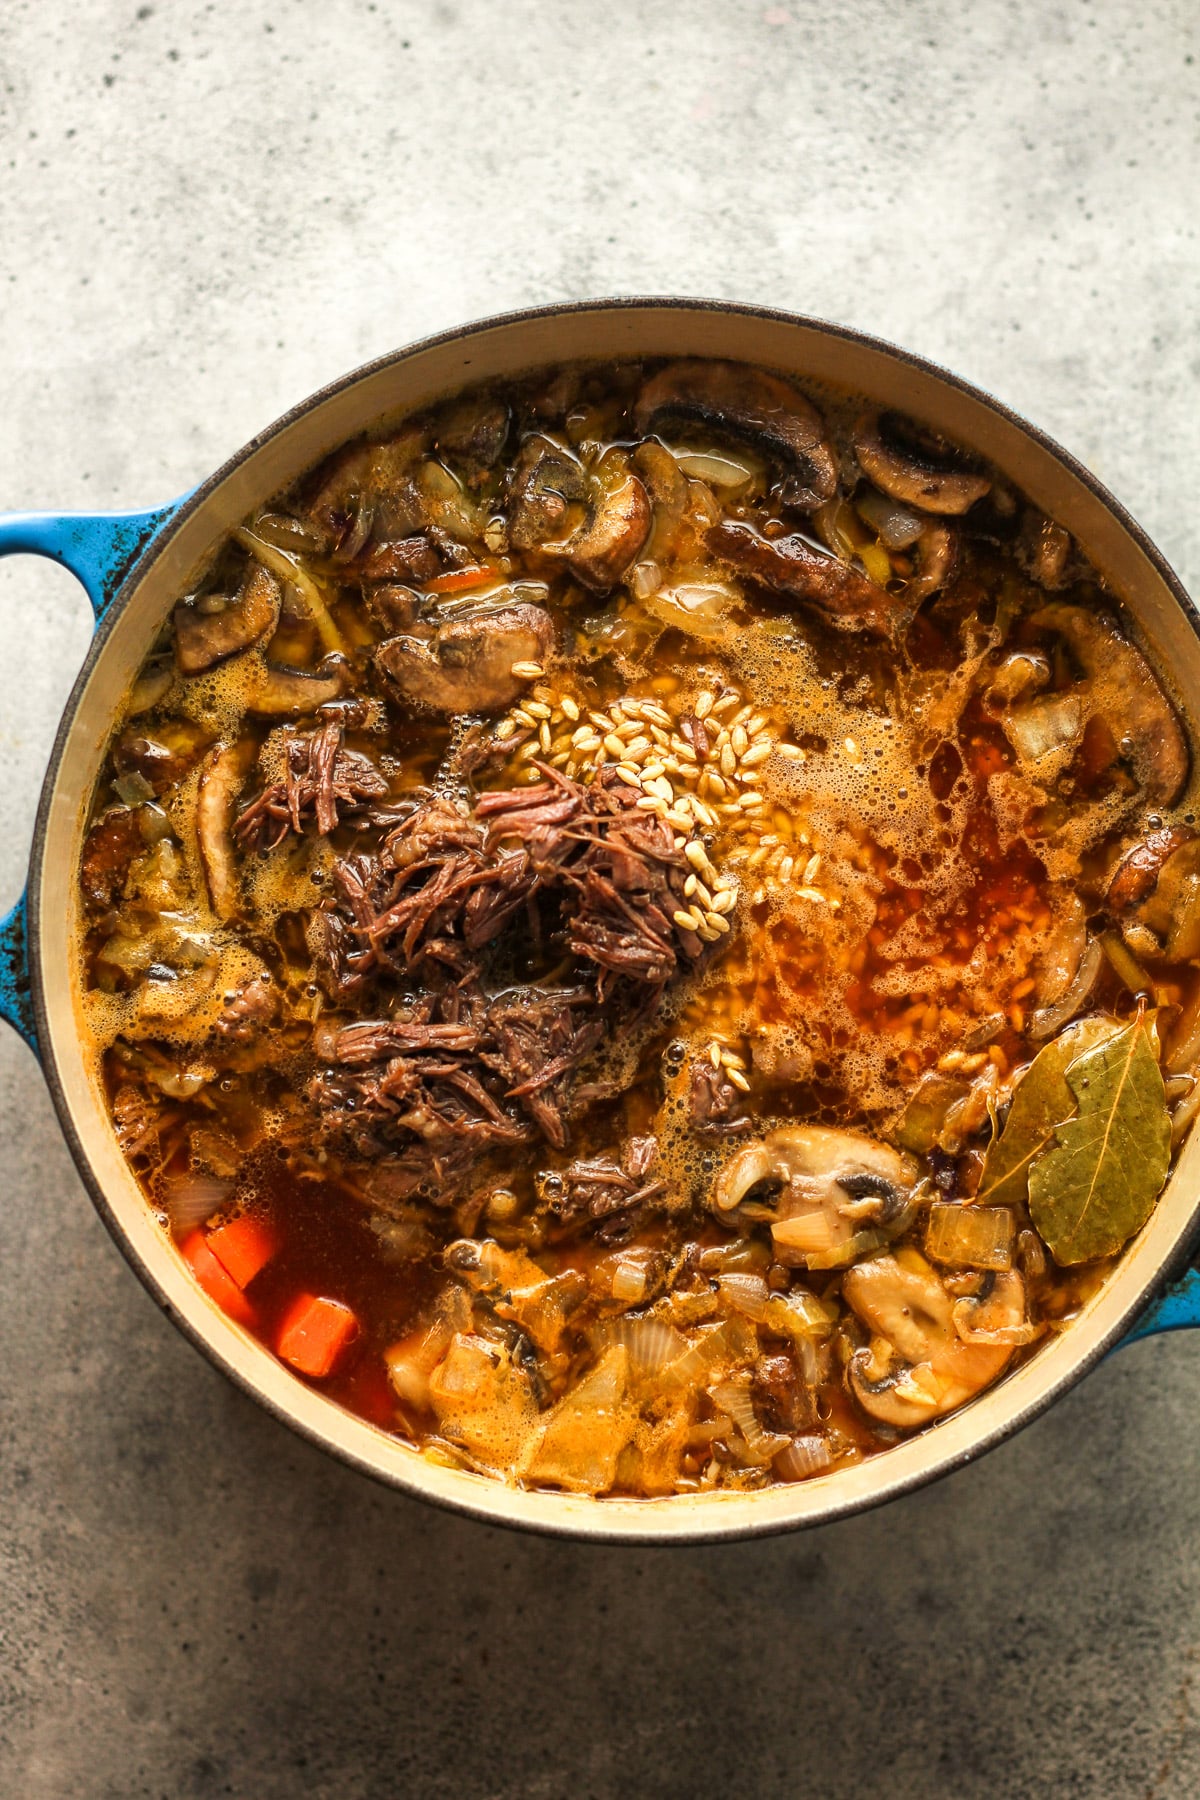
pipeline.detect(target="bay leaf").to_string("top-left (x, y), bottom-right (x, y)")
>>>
top-left (976, 1015), bottom-right (1119, 1211)
top-left (1028, 1013), bottom-right (1171, 1266)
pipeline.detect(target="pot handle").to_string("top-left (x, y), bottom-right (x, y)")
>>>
top-left (0, 500), bottom-right (190, 1052)
top-left (1120, 1266), bottom-right (1200, 1343)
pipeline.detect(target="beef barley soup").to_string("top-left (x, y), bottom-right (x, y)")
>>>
top-left (76, 358), bottom-right (1200, 1496)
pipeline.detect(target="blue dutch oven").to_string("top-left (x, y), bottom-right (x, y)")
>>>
top-left (1, 301), bottom-right (1197, 1542)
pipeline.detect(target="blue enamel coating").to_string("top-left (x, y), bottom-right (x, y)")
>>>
top-left (0, 895), bottom-right (34, 1049)
top-left (1119, 1267), bottom-right (1200, 1343)
top-left (0, 498), bottom-right (190, 1052)
top-left (0, 502), bottom-right (187, 622)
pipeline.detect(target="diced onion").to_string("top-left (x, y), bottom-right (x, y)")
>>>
top-left (925, 1202), bottom-right (1014, 1271)
top-left (718, 1270), bottom-right (770, 1322)
top-left (253, 510), bottom-right (327, 554)
top-left (1171, 1078), bottom-right (1200, 1148)
top-left (762, 1289), bottom-right (836, 1340)
top-left (661, 1316), bottom-right (757, 1389)
top-left (710, 1376), bottom-right (766, 1448)
top-left (770, 1208), bottom-right (836, 1255)
top-left (854, 487), bottom-right (926, 550)
top-left (128, 661), bottom-right (173, 716)
top-left (673, 449), bottom-right (757, 490)
top-left (234, 525), bottom-right (344, 654)
top-left (599, 1315), bottom-right (685, 1378)
top-left (137, 803), bottom-right (174, 844)
top-left (165, 1175), bottom-right (232, 1238)
top-left (1100, 930), bottom-right (1152, 997)
top-left (1005, 692), bottom-right (1083, 764)
top-left (646, 581), bottom-right (739, 641)
top-left (629, 559), bottom-right (663, 599)
top-left (114, 771), bottom-right (156, 806)
top-left (612, 1258), bottom-right (648, 1303)
top-left (775, 1434), bottom-right (833, 1482)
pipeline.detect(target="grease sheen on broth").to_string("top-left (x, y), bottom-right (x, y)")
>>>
top-left (75, 358), bottom-right (1200, 1497)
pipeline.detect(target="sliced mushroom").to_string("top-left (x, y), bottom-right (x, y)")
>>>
top-left (712, 1126), bottom-right (918, 1270)
top-left (706, 518), bottom-right (892, 635)
top-left (634, 361), bottom-right (837, 511)
top-left (843, 1255), bottom-right (1012, 1427)
top-left (545, 454), bottom-right (651, 593)
top-left (506, 437), bottom-right (589, 550)
top-left (1105, 826), bottom-right (1196, 916)
top-left (1017, 510), bottom-right (1073, 590)
top-left (196, 740), bottom-right (256, 921)
top-left (951, 1270), bottom-right (1039, 1346)
top-left (1032, 603), bottom-right (1189, 806)
top-left (507, 441), bottom-right (650, 594)
top-left (434, 394), bottom-right (511, 480)
top-left (1028, 893), bottom-right (1104, 1040)
top-left (305, 433), bottom-right (429, 547)
top-left (1132, 836), bottom-right (1200, 959)
top-left (908, 522), bottom-right (958, 602)
top-left (853, 412), bottom-right (991, 515)
top-left (113, 719), bottom-right (215, 798)
top-left (246, 653), bottom-right (354, 717)
top-left (356, 535), bottom-right (442, 586)
top-left (375, 603), bottom-right (555, 715)
top-left (632, 439), bottom-right (690, 562)
top-left (174, 565), bottom-right (281, 675)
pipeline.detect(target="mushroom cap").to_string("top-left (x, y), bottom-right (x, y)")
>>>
top-left (246, 654), bottom-right (353, 717)
top-left (174, 564), bottom-right (281, 675)
top-left (375, 603), bottom-right (555, 715)
top-left (843, 1255), bottom-right (1013, 1427)
top-left (1032, 603), bottom-right (1190, 806)
top-left (1105, 826), bottom-right (1196, 916)
top-left (711, 1126), bottom-right (918, 1270)
top-left (196, 738), bottom-right (256, 921)
top-left (853, 412), bottom-right (991, 516)
top-left (505, 436), bottom-right (590, 551)
top-left (546, 457), bottom-right (652, 594)
top-left (706, 519), bottom-right (892, 635)
top-left (634, 360), bottom-right (838, 511)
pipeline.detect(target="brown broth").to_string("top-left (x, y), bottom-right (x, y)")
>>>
top-left (77, 358), bottom-right (1200, 1498)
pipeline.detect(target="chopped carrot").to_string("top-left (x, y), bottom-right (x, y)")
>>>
top-left (205, 1212), bottom-right (280, 1290)
top-left (181, 1231), bottom-right (258, 1329)
top-left (426, 565), bottom-right (491, 594)
top-left (276, 1292), bottom-right (359, 1378)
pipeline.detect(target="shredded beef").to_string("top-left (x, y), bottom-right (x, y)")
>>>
top-left (234, 720), bottom-right (389, 852)
top-left (214, 973), bottom-right (278, 1042)
top-left (690, 1060), bottom-right (751, 1130)
top-left (310, 982), bottom-right (601, 1183)
top-left (307, 768), bottom-right (713, 1197)
top-left (544, 1135), bottom-right (666, 1242)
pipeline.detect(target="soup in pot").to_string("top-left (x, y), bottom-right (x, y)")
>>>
top-left (75, 358), bottom-right (1200, 1496)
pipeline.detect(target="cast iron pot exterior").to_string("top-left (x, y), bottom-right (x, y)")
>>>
top-left (7, 300), bottom-right (1200, 1542)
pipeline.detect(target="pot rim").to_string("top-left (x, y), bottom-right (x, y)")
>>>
top-left (26, 295), bottom-right (1200, 1543)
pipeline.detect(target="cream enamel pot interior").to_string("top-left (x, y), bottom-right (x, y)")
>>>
top-left (3, 299), bottom-right (1200, 1544)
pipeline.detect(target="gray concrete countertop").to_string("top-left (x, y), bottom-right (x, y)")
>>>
top-left (3, 3), bottom-right (1199, 1794)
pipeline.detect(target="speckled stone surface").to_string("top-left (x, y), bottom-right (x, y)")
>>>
top-left (2, 3), bottom-right (1200, 1795)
